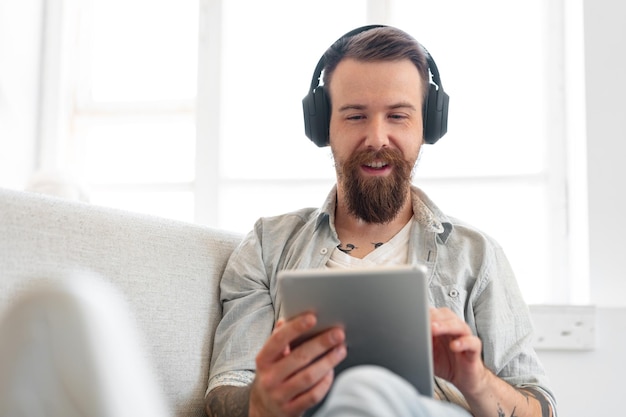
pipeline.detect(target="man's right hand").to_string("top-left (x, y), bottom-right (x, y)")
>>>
top-left (249, 313), bottom-right (347, 417)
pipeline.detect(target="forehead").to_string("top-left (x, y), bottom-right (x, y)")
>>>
top-left (327, 58), bottom-right (424, 108)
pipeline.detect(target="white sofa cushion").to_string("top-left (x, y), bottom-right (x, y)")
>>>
top-left (0, 188), bottom-right (242, 417)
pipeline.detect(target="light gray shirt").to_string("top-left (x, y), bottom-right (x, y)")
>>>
top-left (207, 185), bottom-right (556, 411)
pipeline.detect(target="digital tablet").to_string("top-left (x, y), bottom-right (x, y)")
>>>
top-left (277, 264), bottom-right (434, 397)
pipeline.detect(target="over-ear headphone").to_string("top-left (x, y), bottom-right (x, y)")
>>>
top-left (302, 25), bottom-right (449, 147)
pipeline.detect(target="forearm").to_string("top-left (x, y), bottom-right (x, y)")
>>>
top-left (206, 385), bottom-right (251, 417)
top-left (463, 370), bottom-right (553, 417)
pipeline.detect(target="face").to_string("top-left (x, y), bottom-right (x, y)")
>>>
top-left (327, 58), bottom-right (425, 223)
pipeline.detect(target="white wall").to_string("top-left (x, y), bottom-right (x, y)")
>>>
top-left (536, 0), bottom-right (626, 415)
top-left (539, 308), bottom-right (625, 416)
top-left (0, 0), bottom-right (42, 189)
top-left (583, 0), bottom-right (626, 307)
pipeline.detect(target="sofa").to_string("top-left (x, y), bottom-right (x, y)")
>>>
top-left (0, 187), bottom-right (243, 416)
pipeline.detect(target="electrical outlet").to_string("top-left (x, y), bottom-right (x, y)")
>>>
top-left (529, 304), bottom-right (596, 351)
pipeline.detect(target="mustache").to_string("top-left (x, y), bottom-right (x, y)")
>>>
top-left (348, 147), bottom-right (407, 167)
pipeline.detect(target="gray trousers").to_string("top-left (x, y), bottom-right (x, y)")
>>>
top-left (315, 366), bottom-right (471, 417)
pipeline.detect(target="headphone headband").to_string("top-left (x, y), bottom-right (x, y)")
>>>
top-left (302, 25), bottom-right (449, 147)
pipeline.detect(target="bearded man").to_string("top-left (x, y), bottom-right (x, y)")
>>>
top-left (205, 25), bottom-right (556, 417)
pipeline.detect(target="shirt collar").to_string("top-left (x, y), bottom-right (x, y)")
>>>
top-left (315, 184), bottom-right (453, 242)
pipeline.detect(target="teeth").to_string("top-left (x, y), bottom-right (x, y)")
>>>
top-left (366, 161), bottom-right (387, 168)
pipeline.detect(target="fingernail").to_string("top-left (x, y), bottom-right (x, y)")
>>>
top-left (336, 345), bottom-right (347, 358)
top-left (331, 329), bottom-right (344, 343)
top-left (301, 314), bottom-right (315, 327)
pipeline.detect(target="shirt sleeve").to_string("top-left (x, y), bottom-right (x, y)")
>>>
top-left (429, 221), bottom-right (558, 415)
top-left (205, 370), bottom-right (255, 398)
top-left (472, 243), bottom-right (558, 414)
top-left (208, 223), bottom-right (275, 387)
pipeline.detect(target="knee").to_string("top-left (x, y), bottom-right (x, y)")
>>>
top-left (336, 365), bottom-right (419, 393)
top-left (334, 365), bottom-right (402, 391)
top-left (328, 365), bottom-right (421, 411)
top-left (313, 366), bottom-right (423, 417)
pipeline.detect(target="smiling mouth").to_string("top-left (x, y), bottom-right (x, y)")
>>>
top-left (364, 161), bottom-right (389, 169)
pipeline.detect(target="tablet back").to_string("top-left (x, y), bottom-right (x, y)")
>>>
top-left (277, 264), bottom-right (434, 397)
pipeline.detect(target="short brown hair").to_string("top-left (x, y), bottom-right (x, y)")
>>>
top-left (321, 26), bottom-right (430, 102)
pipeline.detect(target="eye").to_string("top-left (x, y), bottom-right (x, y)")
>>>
top-left (346, 114), bottom-right (365, 121)
top-left (389, 113), bottom-right (408, 120)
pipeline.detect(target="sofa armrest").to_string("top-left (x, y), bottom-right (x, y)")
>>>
top-left (0, 188), bottom-right (242, 416)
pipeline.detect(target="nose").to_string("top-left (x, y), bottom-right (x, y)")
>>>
top-left (364, 116), bottom-right (390, 149)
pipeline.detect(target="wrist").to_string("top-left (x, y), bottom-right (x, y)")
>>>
top-left (458, 365), bottom-right (493, 400)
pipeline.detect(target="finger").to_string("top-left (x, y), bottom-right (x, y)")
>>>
top-left (273, 319), bottom-right (290, 356)
top-left (281, 341), bottom-right (347, 407)
top-left (431, 319), bottom-right (469, 337)
top-left (275, 327), bottom-right (346, 383)
top-left (273, 318), bottom-right (285, 332)
top-left (431, 309), bottom-right (471, 337)
top-left (257, 313), bottom-right (317, 367)
top-left (449, 334), bottom-right (482, 357)
top-left (429, 306), bottom-right (458, 323)
top-left (284, 369), bottom-right (336, 415)
top-left (283, 327), bottom-right (346, 374)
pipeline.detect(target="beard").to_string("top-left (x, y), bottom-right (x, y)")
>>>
top-left (336, 147), bottom-right (414, 224)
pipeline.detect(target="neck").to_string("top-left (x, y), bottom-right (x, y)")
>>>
top-left (334, 188), bottom-right (413, 258)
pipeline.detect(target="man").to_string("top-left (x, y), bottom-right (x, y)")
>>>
top-left (205, 25), bottom-right (556, 417)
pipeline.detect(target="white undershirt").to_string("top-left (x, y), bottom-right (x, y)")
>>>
top-left (326, 220), bottom-right (412, 269)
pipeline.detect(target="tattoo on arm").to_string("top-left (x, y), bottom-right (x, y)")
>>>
top-left (497, 404), bottom-right (518, 417)
top-left (496, 386), bottom-right (553, 417)
top-left (206, 385), bottom-right (251, 417)
top-left (518, 387), bottom-right (553, 417)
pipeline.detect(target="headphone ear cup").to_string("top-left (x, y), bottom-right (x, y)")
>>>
top-left (423, 83), bottom-right (449, 144)
top-left (302, 86), bottom-right (331, 147)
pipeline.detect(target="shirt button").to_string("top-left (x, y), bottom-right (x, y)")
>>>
top-left (320, 248), bottom-right (328, 255)
top-left (449, 289), bottom-right (459, 298)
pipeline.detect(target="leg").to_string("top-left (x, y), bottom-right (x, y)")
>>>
top-left (0, 273), bottom-right (170, 417)
top-left (314, 365), bottom-right (471, 417)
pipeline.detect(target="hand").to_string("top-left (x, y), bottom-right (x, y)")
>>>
top-left (249, 313), bottom-right (347, 417)
top-left (430, 307), bottom-right (488, 395)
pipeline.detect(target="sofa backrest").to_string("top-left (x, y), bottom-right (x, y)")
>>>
top-left (0, 188), bottom-right (243, 417)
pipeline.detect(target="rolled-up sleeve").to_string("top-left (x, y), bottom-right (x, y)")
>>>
top-left (207, 223), bottom-right (275, 390)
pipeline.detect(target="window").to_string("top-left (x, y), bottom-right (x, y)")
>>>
top-left (212, 0), bottom-right (366, 230)
top-left (45, 0), bottom-right (198, 220)
top-left (390, 0), bottom-right (569, 304)
top-left (40, 0), bottom-right (584, 304)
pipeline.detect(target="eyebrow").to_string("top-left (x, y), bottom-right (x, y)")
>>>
top-left (337, 102), bottom-right (418, 112)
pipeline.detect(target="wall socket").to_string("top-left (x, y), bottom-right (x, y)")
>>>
top-left (529, 304), bottom-right (596, 351)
